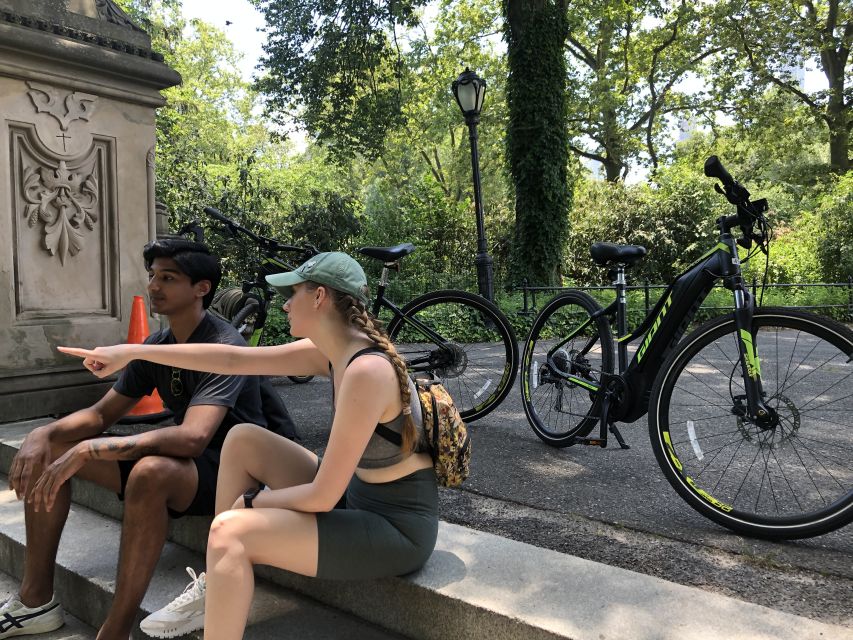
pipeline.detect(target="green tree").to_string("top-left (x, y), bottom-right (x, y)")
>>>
top-left (815, 172), bottom-right (853, 279)
top-left (563, 0), bottom-right (725, 181)
top-left (250, 0), bottom-right (428, 161)
top-left (715, 0), bottom-right (852, 174)
top-left (117, 0), bottom-right (273, 222)
top-left (504, 0), bottom-right (572, 286)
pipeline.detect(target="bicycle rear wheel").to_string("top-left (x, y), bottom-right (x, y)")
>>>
top-left (520, 291), bottom-right (615, 446)
top-left (387, 290), bottom-right (518, 422)
top-left (649, 308), bottom-right (853, 539)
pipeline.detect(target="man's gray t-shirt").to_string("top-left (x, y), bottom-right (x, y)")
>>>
top-left (113, 312), bottom-right (266, 451)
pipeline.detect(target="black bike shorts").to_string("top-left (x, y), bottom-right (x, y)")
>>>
top-left (315, 467), bottom-right (438, 580)
top-left (116, 448), bottom-right (220, 519)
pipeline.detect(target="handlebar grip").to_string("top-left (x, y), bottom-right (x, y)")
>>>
top-left (204, 206), bottom-right (230, 223)
top-left (704, 156), bottom-right (734, 187)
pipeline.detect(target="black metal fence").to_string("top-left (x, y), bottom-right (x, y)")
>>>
top-left (515, 278), bottom-right (853, 323)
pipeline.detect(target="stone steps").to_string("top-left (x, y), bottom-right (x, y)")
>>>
top-left (0, 479), bottom-right (406, 640)
top-left (3, 419), bottom-right (853, 640)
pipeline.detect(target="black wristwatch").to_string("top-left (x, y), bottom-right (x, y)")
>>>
top-left (243, 486), bottom-right (262, 509)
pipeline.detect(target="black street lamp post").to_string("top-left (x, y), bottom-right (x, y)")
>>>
top-left (452, 67), bottom-right (493, 302)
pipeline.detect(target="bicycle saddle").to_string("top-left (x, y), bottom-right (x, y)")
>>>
top-left (359, 243), bottom-right (415, 262)
top-left (589, 242), bottom-right (647, 267)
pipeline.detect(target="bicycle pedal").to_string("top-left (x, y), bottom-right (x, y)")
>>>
top-left (572, 437), bottom-right (607, 448)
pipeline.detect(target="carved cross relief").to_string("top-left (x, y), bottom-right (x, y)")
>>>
top-left (19, 82), bottom-right (103, 265)
top-left (26, 81), bottom-right (98, 152)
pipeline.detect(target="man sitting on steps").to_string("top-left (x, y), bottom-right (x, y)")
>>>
top-left (2, 239), bottom-right (297, 640)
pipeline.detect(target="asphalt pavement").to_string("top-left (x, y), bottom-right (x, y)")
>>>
top-left (272, 371), bottom-right (853, 630)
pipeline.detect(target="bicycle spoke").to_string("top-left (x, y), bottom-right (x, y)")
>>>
top-left (797, 369), bottom-right (853, 413)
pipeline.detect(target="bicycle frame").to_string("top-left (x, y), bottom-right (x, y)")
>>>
top-left (370, 262), bottom-right (455, 371)
top-left (548, 227), bottom-right (770, 429)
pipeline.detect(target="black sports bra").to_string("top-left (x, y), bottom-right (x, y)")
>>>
top-left (329, 347), bottom-right (426, 468)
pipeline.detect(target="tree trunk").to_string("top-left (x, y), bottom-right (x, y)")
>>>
top-left (504, 0), bottom-right (571, 286)
top-left (827, 109), bottom-right (850, 174)
top-left (825, 72), bottom-right (850, 174)
top-left (818, 6), bottom-right (850, 174)
top-left (603, 156), bottom-right (625, 182)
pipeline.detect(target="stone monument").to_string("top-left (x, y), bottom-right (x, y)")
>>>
top-left (0, 0), bottom-right (180, 421)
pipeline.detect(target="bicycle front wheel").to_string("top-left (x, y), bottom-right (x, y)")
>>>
top-left (387, 290), bottom-right (518, 422)
top-left (649, 308), bottom-right (853, 539)
top-left (520, 290), bottom-right (615, 446)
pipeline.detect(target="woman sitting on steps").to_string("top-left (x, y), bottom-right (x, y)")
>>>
top-left (61, 251), bottom-right (439, 640)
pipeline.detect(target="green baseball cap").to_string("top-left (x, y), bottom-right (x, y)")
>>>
top-left (266, 252), bottom-right (369, 305)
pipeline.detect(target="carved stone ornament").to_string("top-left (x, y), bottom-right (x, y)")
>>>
top-left (95, 0), bottom-right (145, 32)
top-left (22, 161), bottom-right (99, 265)
top-left (26, 82), bottom-right (98, 132)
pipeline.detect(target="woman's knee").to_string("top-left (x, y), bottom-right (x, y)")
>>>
top-left (207, 510), bottom-right (247, 555)
top-left (222, 422), bottom-right (266, 454)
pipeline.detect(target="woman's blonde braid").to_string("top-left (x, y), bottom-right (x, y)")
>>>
top-left (336, 294), bottom-right (418, 453)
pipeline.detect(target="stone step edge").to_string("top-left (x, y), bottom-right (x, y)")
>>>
top-left (0, 424), bottom-right (571, 640)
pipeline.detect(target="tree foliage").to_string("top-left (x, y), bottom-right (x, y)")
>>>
top-left (250, 0), bottom-right (429, 160)
top-left (562, 0), bottom-right (725, 181)
top-left (815, 172), bottom-right (853, 280)
top-left (713, 0), bottom-right (852, 174)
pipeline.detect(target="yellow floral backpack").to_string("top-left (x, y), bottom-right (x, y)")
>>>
top-left (345, 348), bottom-right (471, 488)
top-left (414, 376), bottom-right (471, 488)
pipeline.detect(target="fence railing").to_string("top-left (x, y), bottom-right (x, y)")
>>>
top-left (515, 278), bottom-right (853, 323)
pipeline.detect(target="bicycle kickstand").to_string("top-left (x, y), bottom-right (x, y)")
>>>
top-left (607, 421), bottom-right (630, 450)
top-left (572, 389), bottom-right (631, 450)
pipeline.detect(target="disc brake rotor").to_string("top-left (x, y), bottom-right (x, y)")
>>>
top-left (736, 394), bottom-right (799, 448)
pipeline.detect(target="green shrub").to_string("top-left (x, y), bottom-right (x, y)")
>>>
top-left (565, 174), bottom-right (722, 286)
top-left (816, 173), bottom-right (853, 282)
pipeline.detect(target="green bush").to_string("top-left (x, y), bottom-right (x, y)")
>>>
top-left (816, 173), bottom-right (853, 283)
top-left (565, 174), bottom-right (722, 286)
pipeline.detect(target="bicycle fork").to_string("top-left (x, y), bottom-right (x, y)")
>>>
top-left (731, 286), bottom-right (774, 426)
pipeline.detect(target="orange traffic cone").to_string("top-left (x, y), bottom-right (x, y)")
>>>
top-left (122, 295), bottom-right (171, 422)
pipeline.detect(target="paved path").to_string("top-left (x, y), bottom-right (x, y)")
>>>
top-left (273, 372), bottom-right (853, 629)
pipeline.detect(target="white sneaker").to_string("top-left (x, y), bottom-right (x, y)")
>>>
top-left (0, 595), bottom-right (64, 638)
top-left (140, 568), bottom-right (205, 639)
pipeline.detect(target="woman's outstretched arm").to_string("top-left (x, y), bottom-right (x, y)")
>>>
top-left (58, 338), bottom-right (328, 379)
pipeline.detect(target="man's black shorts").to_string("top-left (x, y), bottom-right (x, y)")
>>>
top-left (116, 448), bottom-right (220, 518)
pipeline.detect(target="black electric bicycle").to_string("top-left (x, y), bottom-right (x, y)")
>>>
top-left (520, 157), bottom-right (853, 539)
top-left (204, 208), bottom-right (519, 421)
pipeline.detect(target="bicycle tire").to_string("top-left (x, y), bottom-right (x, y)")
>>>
top-left (520, 290), bottom-right (615, 447)
top-left (210, 286), bottom-right (245, 322)
top-left (230, 298), bottom-right (260, 342)
top-left (649, 308), bottom-right (853, 539)
top-left (386, 290), bottom-right (518, 422)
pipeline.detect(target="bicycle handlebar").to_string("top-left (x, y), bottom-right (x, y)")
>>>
top-left (703, 155), bottom-right (733, 187)
top-left (704, 157), bottom-right (769, 251)
top-left (203, 206), bottom-right (317, 256)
